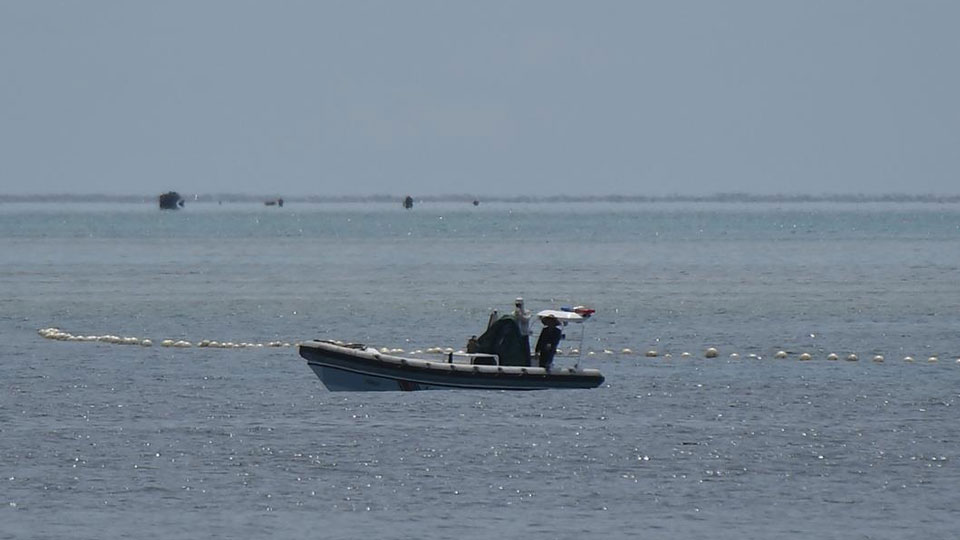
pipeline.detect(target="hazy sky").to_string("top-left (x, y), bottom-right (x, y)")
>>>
top-left (1, 1), bottom-right (958, 196)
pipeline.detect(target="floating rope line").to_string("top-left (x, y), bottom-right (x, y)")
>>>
top-left (37, 327), bottom-right (957, 363)
top-left (37, 327), bottom-right (291, 349)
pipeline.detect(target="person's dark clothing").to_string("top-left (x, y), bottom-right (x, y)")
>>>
top-left (477, 315), bottom-right (528, 366)
top-left (535, 326), bottom-right (563, 369)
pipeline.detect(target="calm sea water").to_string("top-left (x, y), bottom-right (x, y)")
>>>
top-left (2, 202), bottom-right (959, 539)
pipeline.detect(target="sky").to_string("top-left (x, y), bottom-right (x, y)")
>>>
top-left (1, 1), bottom-right (958, 197)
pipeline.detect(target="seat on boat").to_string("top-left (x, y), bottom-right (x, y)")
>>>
top-left (470, 354), bottom-right (498, 366)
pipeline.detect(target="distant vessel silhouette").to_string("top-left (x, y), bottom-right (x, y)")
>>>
top-left (403, 196), bottom-right (414, 209)
top-left (264, 198), bottom-right (284, 207)
top-left (158, 191), bottom-right (184, 210)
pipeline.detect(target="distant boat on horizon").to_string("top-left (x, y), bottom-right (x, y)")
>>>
top-left (158, 191), bottom-right (184, 210)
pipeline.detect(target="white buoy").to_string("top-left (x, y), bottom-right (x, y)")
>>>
top-left (198, 340), bottom-right (210, 347)
top-left (826, 353), bottom-right (839, 361)
top-left (645, 350), bottom-right (658, 357)
top-left (587, 351), bottom-right (596, 356)
top-left (903, 356), bottom-right (914, 362)
top-left (663, 353), bottom-right (672, 358)
top-left (161, 339), bottom-right (174, 347)
top-left (680, 352), bottom-right (691, 358)
top-left (798, 353), bottom-right (812, 361)
top-left (846, 353), bottom-right (858, 362)
top-left (704, 347), bottom-right (718, 358)
top-left (872, 355), bottom-right (884, 363)
top-left (621, 348), bottom-right (633, 355)
top-left (928, 356), bottom-right (938, 363)
top-left (729, 352), bottom-right (739, 358)
top-left (774, 351), bottom-right (788, 359)
top-left (603, 349), bottom-right (614, 355)
top-left (140, 339), bottom-right (153, 347)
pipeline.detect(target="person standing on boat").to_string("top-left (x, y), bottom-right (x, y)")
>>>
top-left (513, 297), bottom-right (532, 365)
top-left (536, 315), bottom-right (563, 369)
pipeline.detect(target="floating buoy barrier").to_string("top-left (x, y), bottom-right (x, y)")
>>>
top-left (38, 327), bottom-right (295, 351)
top-left (37, 328), bottom-right (960, 370)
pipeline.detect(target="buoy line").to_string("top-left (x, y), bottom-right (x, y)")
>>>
top-left (38, 327), bottom-right (959, 364)
top-left (37, 327), bottom-right (291, 349)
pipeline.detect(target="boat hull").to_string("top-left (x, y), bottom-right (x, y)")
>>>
top-left (299, 340), bottom-right (604, 392)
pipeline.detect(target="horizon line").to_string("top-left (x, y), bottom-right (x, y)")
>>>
top-left (4, 192), bottom-right (960, 204)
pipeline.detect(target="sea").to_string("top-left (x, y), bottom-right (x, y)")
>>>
top-left (1, 200), bottom-right (958, 539)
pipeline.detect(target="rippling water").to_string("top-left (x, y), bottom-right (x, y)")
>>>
top-left (2, 202), bottom-right (959, 539)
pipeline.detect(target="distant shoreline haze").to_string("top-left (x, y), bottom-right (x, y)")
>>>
top-left (2, 193), bottom-right (960, 204)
